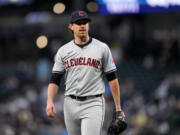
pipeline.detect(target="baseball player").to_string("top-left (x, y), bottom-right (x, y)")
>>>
top-left (46, 10), bottom-right (125, 135)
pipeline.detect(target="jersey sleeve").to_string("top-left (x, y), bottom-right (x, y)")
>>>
top-left (52, 48), bottom-right (65, 74)
top-left (102, 44), bottom-right (117, 74)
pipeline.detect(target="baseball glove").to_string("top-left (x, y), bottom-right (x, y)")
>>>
top-left (107, 111), bottom-right (127, 135)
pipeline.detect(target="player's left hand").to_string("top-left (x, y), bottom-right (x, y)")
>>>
top-left (108, 111), bottom-right (127, 135)
top-left (116, 111), bottom-right (125, 121)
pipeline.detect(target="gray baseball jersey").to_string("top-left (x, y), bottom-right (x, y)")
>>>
top-left (52, 38), bottom-right (116, 96)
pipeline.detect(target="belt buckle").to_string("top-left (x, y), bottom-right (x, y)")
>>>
top-left (86, 96), bottom-right (91, 100)
top-left (75, 96), bottom-right (80, 101)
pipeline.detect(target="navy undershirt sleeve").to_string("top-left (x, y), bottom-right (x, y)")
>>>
top-left (105, 71), bottom-right (117, 81)
top-left (49, 73), bottom-right (63, 86)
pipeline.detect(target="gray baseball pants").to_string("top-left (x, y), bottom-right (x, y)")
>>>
top-left (64, 95), bottom-right (105, 135)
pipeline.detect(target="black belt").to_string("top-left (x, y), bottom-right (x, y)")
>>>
top-left (69, 94), bottom-right (102, 101)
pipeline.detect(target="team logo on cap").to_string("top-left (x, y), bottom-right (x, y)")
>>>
top-left (78, 11), bottom-right (84, 16)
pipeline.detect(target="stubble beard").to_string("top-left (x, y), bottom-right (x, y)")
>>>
top-left (78, 32), bottom-right (88, 42)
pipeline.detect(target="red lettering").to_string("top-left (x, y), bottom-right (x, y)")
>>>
top-left (65, 61), bottom-right (70, 69)
top-left (83, 57), bottom-right (87, 65)
top-left (68, 60), bottom-right (71, 69)
top-left (79, 57), bottom-right (83, 65)
top-left (87, 58), bottom-right (92, 66)
top-left (70, 59), bottom-right (74, 67)
top-left (95, 60), bottom-right (100, 68)
top-left (65, 57), bottom-right (100, 69)
top-left (74, 58), bottom-right (79, 66)
top-left (91, 59), bottom-right (97, 68)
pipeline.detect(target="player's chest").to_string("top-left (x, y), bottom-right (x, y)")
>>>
top-left (63, 46), bottom-right (102, 60)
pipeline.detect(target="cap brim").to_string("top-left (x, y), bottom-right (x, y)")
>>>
top-left (71, 18), bottom-right (91, 24)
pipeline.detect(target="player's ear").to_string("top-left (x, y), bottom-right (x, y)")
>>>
top-left (69, 24), bottom-right (73, 31)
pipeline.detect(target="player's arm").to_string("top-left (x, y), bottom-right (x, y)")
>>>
top-left (103, 44), bottom-right (125, 116)
top-left (46, 83), bottom-right (58, 118)
top-left (106, 72), bottom-right (127, 134)
top-left (106, 72), bottom-right (121, 111)
top-left (46, 73), bottom-right (63, 118)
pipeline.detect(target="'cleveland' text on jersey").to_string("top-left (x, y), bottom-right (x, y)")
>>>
top-left (65, 57), bottom-right (100, 69)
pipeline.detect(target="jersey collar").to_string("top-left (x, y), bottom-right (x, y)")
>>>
top-left (74, 37), bottom-right (92, 48)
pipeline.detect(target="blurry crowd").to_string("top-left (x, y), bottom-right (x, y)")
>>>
top-left (0, 13), bottom-right (180, 135)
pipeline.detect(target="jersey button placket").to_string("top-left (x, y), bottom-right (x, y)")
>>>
top-left (77, 48), bottom-right (87, 96)
top-left (76, 48), bottom-right (82, 96)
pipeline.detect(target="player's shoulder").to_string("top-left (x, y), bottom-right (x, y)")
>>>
top-left (56, 40), bottom-right (74, 53)
top-left (92, 38), bottom-right (110, 49)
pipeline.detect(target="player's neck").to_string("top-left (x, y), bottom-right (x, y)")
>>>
top-left (74, 35), bottom-right (90, 45)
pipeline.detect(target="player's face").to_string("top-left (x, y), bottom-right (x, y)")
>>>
top-left (69, 19), bottom-right (90, 38)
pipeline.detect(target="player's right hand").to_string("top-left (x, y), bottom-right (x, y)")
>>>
top-left (46, 103), bottom-right (56, 118)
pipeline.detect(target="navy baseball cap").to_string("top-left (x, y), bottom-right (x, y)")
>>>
top-left (70, 10), bottom-right (91, 24)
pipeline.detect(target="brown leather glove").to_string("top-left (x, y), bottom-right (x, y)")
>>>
top-left (107, 111), bottom-right (127, 135)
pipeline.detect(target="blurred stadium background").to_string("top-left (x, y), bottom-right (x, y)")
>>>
top-left (0, 0), bottom-right (180, 135)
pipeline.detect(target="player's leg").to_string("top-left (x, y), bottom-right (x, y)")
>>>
top-left (81, 96), bottom-right (105, 135)
top-left (64, 96), bottom-right (81, 135)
